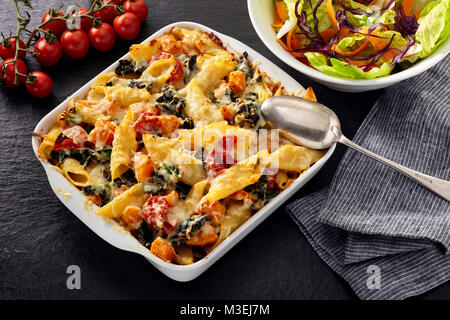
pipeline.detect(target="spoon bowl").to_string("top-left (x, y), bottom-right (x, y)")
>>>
top-left (262, 96), bottom-right (341, 149)
top-left (261, 95), bottom-right (450, 202)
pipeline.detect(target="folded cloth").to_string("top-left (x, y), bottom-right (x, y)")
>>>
top-left (286, 55), bottom-right (450, 300)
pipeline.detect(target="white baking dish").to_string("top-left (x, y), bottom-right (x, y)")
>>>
top-left (31, 21), bottom-right (336, 282)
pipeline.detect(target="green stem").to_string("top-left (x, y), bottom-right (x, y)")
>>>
top-left (5, 0), bottom-right (122, 87)
top-left (13, 0), bottom-right (25, 86)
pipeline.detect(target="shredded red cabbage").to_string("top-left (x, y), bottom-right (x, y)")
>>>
top-left (312, 0), bottom-right (325, 34)
top-left (381, 0), bottom-right (396, 11)
top-left (389, 6), bottom-right (418, 65)
top-left (390, 35), bottom-right (415, 65)
top-left (341, 5), bottom-right (376, 16)
top-left (395, 6), bottom-right (419, 36)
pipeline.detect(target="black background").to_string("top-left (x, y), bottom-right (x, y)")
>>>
top-left (0, 0), bottom-right (448, 299)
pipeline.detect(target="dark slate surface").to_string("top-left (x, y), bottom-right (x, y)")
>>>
top-left (0, 0), bottom-right (448, 300)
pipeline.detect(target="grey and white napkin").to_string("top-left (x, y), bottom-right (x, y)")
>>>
top-left (287, 55), bottom-right (450, 300)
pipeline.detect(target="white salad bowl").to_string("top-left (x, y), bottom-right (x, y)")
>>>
top-left (32, 21), bottom-right (335, 282)
top-left (248, 0), bottom-right (450, 92)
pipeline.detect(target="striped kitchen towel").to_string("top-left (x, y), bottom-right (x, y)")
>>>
top-left (286, 54), bottom-right (450, 300)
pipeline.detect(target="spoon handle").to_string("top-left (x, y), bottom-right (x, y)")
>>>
top-left (339, 135), bottom-right (450, 202)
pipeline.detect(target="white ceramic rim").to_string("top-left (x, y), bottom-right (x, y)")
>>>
top-left (247, 0), bottom-right (450, 87)
top-left (31, 21), bottom-right (336, 281)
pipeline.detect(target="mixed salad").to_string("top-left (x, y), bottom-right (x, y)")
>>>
top-left (272, 0), bottom-right (450, 79)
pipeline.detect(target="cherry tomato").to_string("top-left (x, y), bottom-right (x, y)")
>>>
top-left (267, 173), bottom-right (278, 189)
top-left (25, 71), bottom-right (53, 98)
top-left (41, 11), bottom-right (67, 38)
top-left (142, 196), bottom-right (175, 234)
top-left (88, 22), bottom-right (116, 52)
top-left (205, 136), bottom-right (237, 177)
top-left (113, 12), bottom-right (141, 40)
top-left (0, 58), bottom-right (28, 88)
top-left (34, 38), bottom-right (62, 67)
top-left (149, 52), bottom-right (184, 82)
top-left (0, 38), bottom-right (26, 60)
top-left (94, 0), bottom-right (119, 24)
top-left (124, 0), bottom-right (148, 22)
top-left (60, 29), bottom-right (90, 60)
top-left (71, 8), bottom-right (92, 33)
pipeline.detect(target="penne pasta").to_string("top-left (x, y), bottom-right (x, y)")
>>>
top-left (38, 27), bottom-right (325, 265)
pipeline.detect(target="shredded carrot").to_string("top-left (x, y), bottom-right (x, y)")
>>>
top-left (273, 7), bottom-right (282, 26)
top-left (335, 38), bottom-right (370, 56)
top-left (286, 27), bottom-right (295, 50)
top-left (277, 37), bottom-right (303, 58)
top-left (326, 0), bottom-right (338, 30)
top-left (339, 28), bottom-right (351, 37)
top-left (368, 0), bottom-right (377, 5)
top-left (277, 38), bottom-right (290, 51)
top-left (320, 28), bottom-right (336, 43)
top-left (346, 58), bottom-right (369, 67)
top-left (414, 9), bottom-right (422, 19)
top-left (401, 0), bottom-right (414, 15)
top-left (290, 33), bottom-right (301, 50)
top-left (275, 1), bottom-right (287, 22)
top-left (381, 48), bottom-right (399, 62)
top-left (367, 28), bottom-right (389, 51)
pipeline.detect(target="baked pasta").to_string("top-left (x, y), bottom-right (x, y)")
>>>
top-left (37, 28), bottom-right (325, 264)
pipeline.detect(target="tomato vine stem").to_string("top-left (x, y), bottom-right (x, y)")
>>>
top-left (1, 0), bottom-right (122, 87)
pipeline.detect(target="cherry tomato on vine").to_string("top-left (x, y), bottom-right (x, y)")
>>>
top-left (71, 8), bottom-right (92, 33)
top-left (25, 71), bottom-right (53, 98)
top-left (88, 22), bottom-right (116, 52)
top-left (94, 0), bottom-right (119, 24)
top-left (113, 12), bottom-right (141, 40)
top-left (41, 11), bottom-right (67, 38)
top-left (34, 38), bottom-right (62, 67)
top-left (60, 29), bottom-right (90, 60)
top-left (0, 38), bottom-right (26, 60)
top-left (0, 58), bottom-right (28, 88)
top-left (124, 0), bottom-right (148, 22)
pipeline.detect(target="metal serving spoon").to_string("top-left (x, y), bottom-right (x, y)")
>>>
top-left (261, 95), bottom-right (450, 202)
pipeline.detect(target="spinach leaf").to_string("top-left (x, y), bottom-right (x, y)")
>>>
top-left (58, 107), bottom-right (82, 127)
top-left (113, 169), bottom-right (138, 188)
top-left (156, 86), bottom-right (186, 118)
top-left (170, 215), bottom-right (211, 246)
top-left (50, 146), bottom-right (112, 166)
top-left (136, 220), bottom-right (156, 249)
top-left (236, 51), bottom-right (253, 80)
top-left (143, 163), bottom-right (180, 195)
top-left (234, 99), bottom-right (265, 130)
top-left (83, 183), bottom-right (112, 206)
top-left (93, 147), bottom-right (112, 164)
top-left (115, 59), bottom-right (144, 76)
top-left (175, 181), bottom-right (191, 200)
top-left (245, 175), bottom-right (278, 206)
top-left (50, 148), bottom-right (93, 165)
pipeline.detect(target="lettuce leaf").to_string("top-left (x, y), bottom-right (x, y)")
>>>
top-left (305, 52), bottom-right (395, 79)
top-left (303, 0), bottom-right (332, 33)
top-left (336, 35), bottom-right (366, 52)
top-left (377, 30), bottom-right (409, 49)
top-left (416, 0), bottom-right (450, 58)
top-left (412, 0), bottom-right (435, 13)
